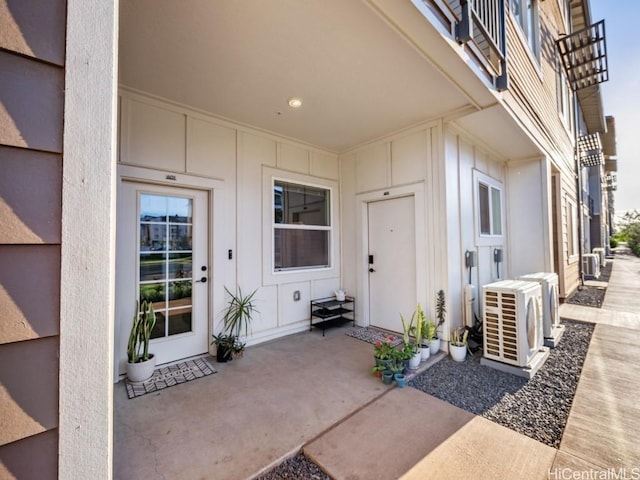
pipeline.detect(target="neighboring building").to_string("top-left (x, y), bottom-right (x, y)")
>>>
top-left (0, 0), bottom-right (612, 477)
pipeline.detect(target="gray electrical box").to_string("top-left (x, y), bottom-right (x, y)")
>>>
top-left (465, 250), bottom-right (477, 268)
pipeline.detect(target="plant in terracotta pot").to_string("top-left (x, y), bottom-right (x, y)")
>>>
top-left (126, 300), bottom-right (157, 382)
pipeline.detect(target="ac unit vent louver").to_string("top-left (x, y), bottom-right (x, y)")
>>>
top-left (483, 280), bottom-right (543, 367)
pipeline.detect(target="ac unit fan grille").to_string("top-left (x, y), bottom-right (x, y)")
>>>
top-left (485, 291), bottom-right (518, 362)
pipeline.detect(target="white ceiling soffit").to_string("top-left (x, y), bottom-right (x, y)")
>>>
top-left (453, 105), bottom-right (543, 160)
top-left (119, 0), bottom-right (473, 152)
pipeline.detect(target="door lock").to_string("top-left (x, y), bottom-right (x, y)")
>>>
top-left (369, 268), bottom-right (376, 273)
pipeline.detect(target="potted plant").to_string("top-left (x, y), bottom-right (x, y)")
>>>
top-left (401, 311), bottom-right (421, 370)
top-left (415, 304), bottom-right (430, 361)
top-left (373, 335), bottom-right (397, 370)
top-left (450, 326), bottom-right (469, 362)
top-left (430, 290), bottom-right (446, 354)
top-left (126, 300), bottom-right (157, 382)
top-left (212, 286), bottom-right (258, 362)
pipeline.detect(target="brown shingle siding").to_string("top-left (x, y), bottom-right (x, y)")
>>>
top-left (0, 146), bottom-right (62, 244)
top-left (0, 0), bottom-right (67, 66)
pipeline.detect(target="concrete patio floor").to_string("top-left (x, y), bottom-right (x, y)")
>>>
top-left (114, 245), bottom-right (640, 479)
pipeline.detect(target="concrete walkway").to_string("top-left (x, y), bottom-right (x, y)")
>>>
top-left (305, 246), bottom-right (640, 479)
top-left (114, 246), bottom-right (640, 479)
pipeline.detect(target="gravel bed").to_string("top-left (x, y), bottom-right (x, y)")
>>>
top-left (565, 261), bottom-right (612, 308)
top-left (257, 453), bottom-right (330, 480)
top-left (409, 319), bottom-right (594, 448)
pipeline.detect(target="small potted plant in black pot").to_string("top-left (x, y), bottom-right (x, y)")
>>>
top-left (212, 286), bottom-right (258, 362)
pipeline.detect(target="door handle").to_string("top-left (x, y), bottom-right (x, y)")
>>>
top-left (195, 277), bottom-right (207, 283)
top-left (369, 268), bottom-right (376, 273)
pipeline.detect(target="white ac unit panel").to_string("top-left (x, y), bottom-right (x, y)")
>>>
top-left (482, 280), bottom-right (543, 367)
top-left (583, 253), bottom-right (600, 278)
top-left (592, 247), bottom-right (606, 267)
top-left (518, 272), bottom-right (559, 339)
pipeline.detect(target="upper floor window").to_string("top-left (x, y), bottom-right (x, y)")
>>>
top-left (474, 170), bottom-right (504, 245)
top-left (557, 58), bottom-right (573, 130)
top-left (273, 180), bottom-right (331, 271)
top-left (511, 0), bottom-right (540, 57)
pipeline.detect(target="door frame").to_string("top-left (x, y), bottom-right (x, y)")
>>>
top-left (114, 164), bottom-right (225, 382)
top-left (355, 183), bottom-right (427, 327)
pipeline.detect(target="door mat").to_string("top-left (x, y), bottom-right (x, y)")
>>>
top-left (126, 358), bottom-right (216, 399)
top-left (346, 327), bottom-right (402, 346)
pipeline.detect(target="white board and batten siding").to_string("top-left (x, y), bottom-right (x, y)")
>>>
top-left (118, 88), bottom-right (341, 346)
top-left (339, 123), bottom-right (451, 335)
top-left (444, 126), bottom-right (510, 325)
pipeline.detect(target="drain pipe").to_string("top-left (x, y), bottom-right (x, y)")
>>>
top-left (573, 90), bottom-right (585, 288)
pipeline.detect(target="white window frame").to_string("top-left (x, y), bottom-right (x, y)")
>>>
top-left (511, 0), bottom-right (540, 59)
top-left (262, 167), bottom-right (340, 286)
top-left (557, 57), bottom-right (573, 130)
top-left (473, 170), bottom-right (505, 246)
top-left (566, 198), bottom-right (579, 262)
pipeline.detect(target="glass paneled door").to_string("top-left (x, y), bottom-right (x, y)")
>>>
top-left (118, 182), bottom-right (209, 369)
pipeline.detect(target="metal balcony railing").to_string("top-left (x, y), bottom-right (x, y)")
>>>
top-left (424, 0), bottom-right (508, 90)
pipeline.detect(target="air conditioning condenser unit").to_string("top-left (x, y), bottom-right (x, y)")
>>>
top-left (481, 280), bottom-right (549, 378)
top-left (583, 253), bottom-right (600, 279)
top-left (518, 272), bottom-right (565, 348)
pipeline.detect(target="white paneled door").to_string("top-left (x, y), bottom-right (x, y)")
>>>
top-left (368, 195), bottom-right (416, 333)
top-left (117, 182), bottom-right (209, 372)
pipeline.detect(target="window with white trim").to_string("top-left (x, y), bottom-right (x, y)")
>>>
top-left (273, 180), bottom-right (331, 271)
top-left (474, 171), bottom-right (504, 242)
top-left (557, 58), bottom-right (572, 128)
top-left (566, 199), bottom-right (578, 259)
top-left (511, 0), bottom-right (540, 57)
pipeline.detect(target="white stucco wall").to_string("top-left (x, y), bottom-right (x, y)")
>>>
top-left (59, 0), bottom-right (118, 477)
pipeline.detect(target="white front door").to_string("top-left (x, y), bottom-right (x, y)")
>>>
top-left (368, 195), bottom-right (416, 333)
top-left (116, 181), bottom-right (210, 375)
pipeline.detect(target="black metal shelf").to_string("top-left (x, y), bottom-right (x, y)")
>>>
top-left (310, 296), bottom-right (355, 336)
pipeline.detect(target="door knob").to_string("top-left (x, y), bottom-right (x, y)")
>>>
top-left (196, 277), bottom-right (207, 283)
top-left (369, 268), bottom-right (376, 273)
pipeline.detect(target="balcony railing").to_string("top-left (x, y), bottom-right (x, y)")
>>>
top-left (424, 0), bottom-right (508, 90)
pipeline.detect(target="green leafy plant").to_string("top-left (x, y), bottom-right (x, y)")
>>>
top-left (127, 300), bottom-right (156, 364)
top-left (212, 286), bottom-right (259, 360)
top-left (414, 303), bottom-right (425, 347)
top-left (400, 311), bottom-right (415, 346)
top-left (423, 318), bottom-right (437, 341)
top-left (374, 335), bottom-right (399, 360)
top-left (435, 290), bottom-right (446, 330)
top-left (450, 326), bottom-right (469, 347)
top-left (223, 286), bottom-right (259, 338)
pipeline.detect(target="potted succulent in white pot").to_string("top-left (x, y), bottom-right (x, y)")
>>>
top-left (450, 326), bottom-right (469, 362)
top-left (126, 300), bottom-right (157, 383)
top-left (422, 317), bottom-right (436, 359)
top-left (401, 310), bottom-right (421, 370)
top-left (415, 304), bottom-right (430, 362)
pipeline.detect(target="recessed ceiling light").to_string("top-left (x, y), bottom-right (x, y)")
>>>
top-left (288, 97), bottom-right (303, 108)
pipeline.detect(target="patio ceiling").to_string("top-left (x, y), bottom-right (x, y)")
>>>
top-left (119, 0), bottom-right (473, 153)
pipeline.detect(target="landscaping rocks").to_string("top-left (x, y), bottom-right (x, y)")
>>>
top-left (257, 453), bottom-right (330, 480)
top-left (409, 319), bottom-right (594, 448)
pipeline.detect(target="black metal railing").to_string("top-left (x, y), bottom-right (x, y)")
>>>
top-left (455, 0), bottom-right (508, 90)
